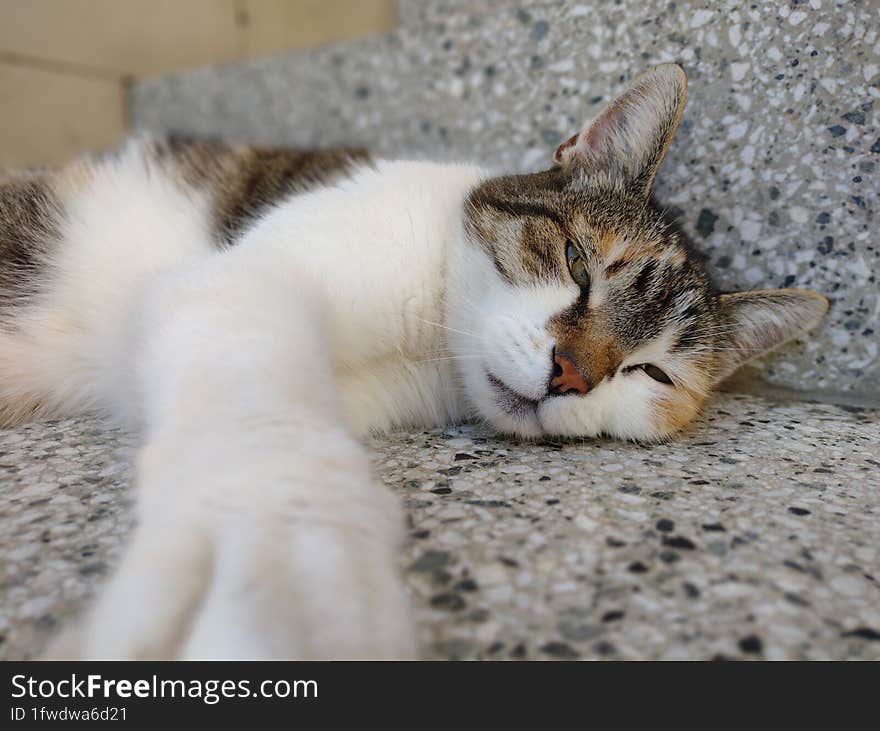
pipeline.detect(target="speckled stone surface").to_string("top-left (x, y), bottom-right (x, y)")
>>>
top-left (0, 420), bottom-right (136, 659)
top-left (130, 0), bottom-right (879, 395)
top-left (2, 394), bottom-right (879, 660)
top-left (4, 0), bottom-right (879, 663)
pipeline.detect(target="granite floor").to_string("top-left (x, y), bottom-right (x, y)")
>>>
top-left (1, 393), bottom-right (878, 660)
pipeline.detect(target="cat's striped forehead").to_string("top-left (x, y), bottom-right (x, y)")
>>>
top-left (464, 169), bottom-right (715, 338)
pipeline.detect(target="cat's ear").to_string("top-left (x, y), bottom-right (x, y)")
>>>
top-left (714, 289), bottom-right (829, 381)
top-left (554, 64), bottom-right (687, 197)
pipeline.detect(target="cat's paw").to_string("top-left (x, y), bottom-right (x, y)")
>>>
top-left (44, 517), bottom-right (214, 660)
top-left (44, 493), bottom-right (416, 660)
top-left (180, 514), bottom-right (417, 660)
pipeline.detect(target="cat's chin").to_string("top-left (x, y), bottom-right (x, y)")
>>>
top-left (463, 371), bottom-right (537, 438)
top-left (474, 370), bottom-right (601, 440)
top-left (483, 405), bottom-right (600, 441)
top-left (484, 411), bottom-right (544, 440)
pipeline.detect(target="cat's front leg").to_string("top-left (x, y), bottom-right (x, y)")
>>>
top-left (52, 428), bottom-right (415, 660)
top-left (49, 258), bottom-right (416, 659)
top-left (165, 426), bottom-right (416, 659)
top-left (133, 424), bottom-right (414, 660)
top-left (47, 504), bottom-right (214, 659)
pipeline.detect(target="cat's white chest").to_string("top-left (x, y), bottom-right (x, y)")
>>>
top-left (233, 159), bottom-right (488, 432)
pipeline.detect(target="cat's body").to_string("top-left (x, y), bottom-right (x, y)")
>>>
top-left (0, 66), bottom-right (827, 658)
top-left (0, 141), bottom-right (481, 435)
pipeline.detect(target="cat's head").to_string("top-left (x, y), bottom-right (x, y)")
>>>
top-left (449, 64), bottom-right (828, 441)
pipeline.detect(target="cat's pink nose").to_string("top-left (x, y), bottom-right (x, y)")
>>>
top-left (550, 351), bottom-right (590, 395)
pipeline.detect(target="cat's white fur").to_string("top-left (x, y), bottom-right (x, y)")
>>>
top-left (4, 137), bottom-right (676, 658)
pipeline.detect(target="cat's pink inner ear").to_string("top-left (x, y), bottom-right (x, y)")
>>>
top-left (553, 132), bottom-right (581, 166)
top-left (554, 97), bottom-right (627, 167)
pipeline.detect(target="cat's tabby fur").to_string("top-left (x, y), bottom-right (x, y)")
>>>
top-left (0, 66), bottom-right (826, 658)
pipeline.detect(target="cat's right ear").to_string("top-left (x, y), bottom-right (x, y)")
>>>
top-left (554, 64), bottom-right (687, 198)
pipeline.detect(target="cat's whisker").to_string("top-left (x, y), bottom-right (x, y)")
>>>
top-left (414, 355), bottom-right (488, 364)
top-left (418, 350), bottom-right (489, 357)
top-left (414, 317), bottom-right (484, 341)
top-left (416, 345), bottom-right (491, 355)
top-left (416, 353), bottom-right (490, 361)
top-left (447, 288), bottom-right (482, 311)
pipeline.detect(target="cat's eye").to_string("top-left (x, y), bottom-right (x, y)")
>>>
top-left (565, 240), bottom-right (590, 292)
top-left (640, 364), bottom-right (673, 385)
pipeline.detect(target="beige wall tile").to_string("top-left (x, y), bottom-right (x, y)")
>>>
top-left (0, 0), bottom-right (241, 78)
top-left (0, 62), bottom-right (125, 168)
top-left (0, 0), bottom-right (396, 167)
top-left (0, 0), bottom-right (396, 79)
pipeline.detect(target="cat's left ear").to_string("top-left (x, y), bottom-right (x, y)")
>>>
top-left (554, 64), bottom-right (687, 198)
top-left (714, 289), bottom-right (829, 382)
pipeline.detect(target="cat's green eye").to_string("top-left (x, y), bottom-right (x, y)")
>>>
top-left (640, 364), bottom-right (673, 385)
top-left (565, 240), bottom-right (590, 291)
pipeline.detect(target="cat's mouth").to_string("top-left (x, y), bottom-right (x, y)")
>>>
top-left (485, 371), bottom-right (540, 423)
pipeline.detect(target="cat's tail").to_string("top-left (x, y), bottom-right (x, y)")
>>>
top-left (0, 141), bottom-right (216, 426)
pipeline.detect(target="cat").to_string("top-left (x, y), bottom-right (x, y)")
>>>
top-left (0, 64), bottom-right (827, 659)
